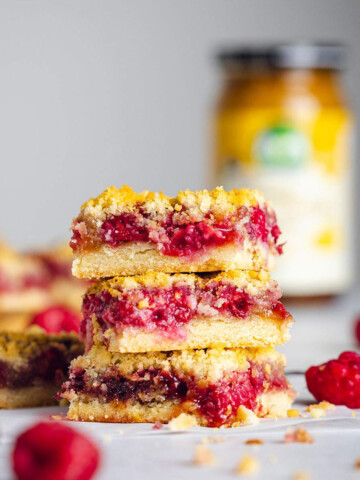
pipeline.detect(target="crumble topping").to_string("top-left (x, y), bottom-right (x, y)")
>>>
top-left (80, 185), bottom-right (264, 219)
top-left (87, 270), bottom-right (274, 295)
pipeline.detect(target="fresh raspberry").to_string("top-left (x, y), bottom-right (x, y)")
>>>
top-left (12, 421), bottom-right (100, 480)
top-left (305, 351), bottom-right (360, 408)
top-left (31, 306), bottom-right (81, 334)
top-left (355, 317), bottom-right (360, 345)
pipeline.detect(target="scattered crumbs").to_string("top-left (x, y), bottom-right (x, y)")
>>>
top-left (168, 413), bottom-right (197, 431)
top-left (235, 455), bottom-right (259, 476)
top-left (152, 421), bottom-right (163, 430)
top-left (102, 435), bottom-right (112, 444)
top-left (352, 412), bottom-right (356, 418)
top-left (287, 409), bottom-right (300, 418)
top-left (292, 470), bottom-right (311, 480)
top-left (268, 455), bottom-right (278, 464)
top-left (193, 445), bottom-right (217, 467)
top-left (201, 436), bottom-right (225, 444)
top-left (245, 439), bottom-right (263, 445)
top-left (355, 459), bottom-right (360, 469)
top-left (50, 415), bottom-right (63, 421)
top-left (306, 401), bottom-right (335, 418)
top-left (284, 427), bottom-right (314, 444)
top-left (236, 406), bottom-right (259, 426)
top-left (117, 428), bottom-right (124, 434)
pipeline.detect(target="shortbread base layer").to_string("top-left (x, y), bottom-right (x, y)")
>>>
top-left (72, 242), bottom-right (275, 279)
top-left (67, 389), bottom-right (294, 425)
top-left (0, 384), bottom-right (60, 409)
top-left (97, 314), bottom-right (292, 353)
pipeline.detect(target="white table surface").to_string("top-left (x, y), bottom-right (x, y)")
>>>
top-left (1, 289), bottom-right (360, 480)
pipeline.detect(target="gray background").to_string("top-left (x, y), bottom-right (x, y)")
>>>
top-left (0, 0), bottom-right (359, 248)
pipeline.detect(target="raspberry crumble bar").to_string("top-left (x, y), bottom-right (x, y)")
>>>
top-left (60, 346), bottom-right (295, 427)
top-left (0, 328), bottom-right (84, 408)
top-left (70, 186), bottom-right (282, 278)
top-left (81, 270), bottom-right (293, 353)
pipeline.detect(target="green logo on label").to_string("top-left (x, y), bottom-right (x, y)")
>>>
top-left (256, 124), bottom-right (309, 168)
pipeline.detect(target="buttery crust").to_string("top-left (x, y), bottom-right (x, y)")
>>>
top-left (73, 242), bottom-right (275, 278)
top-left (66, 390), bottom-right (295, 425)
top-left (93, 314), bottom-right (292, 353)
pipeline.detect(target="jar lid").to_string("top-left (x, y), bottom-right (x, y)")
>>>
top-left (217, 42), bottom-right (347, 71)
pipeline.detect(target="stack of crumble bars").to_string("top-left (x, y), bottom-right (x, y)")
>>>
top-left (61, 186), bottom-right (295, 427)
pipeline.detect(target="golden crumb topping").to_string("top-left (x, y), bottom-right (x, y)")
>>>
top-left (87, 269), bottom-right (274, 297)
top-left (70, 345), bottom-right (284, 384)
top-left (77, 185), bottom-right (268, 224)
top-left (82, 185), bottom-right (262, 211)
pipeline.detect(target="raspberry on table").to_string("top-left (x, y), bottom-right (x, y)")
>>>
top-left (31, 306), bottom-right (81, 334)
top-left (12, 421), bottom-right (100, 480)
top-left (305, 351), bottom-right (360, 409)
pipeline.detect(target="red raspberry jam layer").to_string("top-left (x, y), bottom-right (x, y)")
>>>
top-left (82, 282), bottom-right (288, 342)
top-left (61, 361), bottom-right (289, 427)
top-left (71, 205), bottom-right (282, 256)
top-left (0, 345), bottom-right (81, 389)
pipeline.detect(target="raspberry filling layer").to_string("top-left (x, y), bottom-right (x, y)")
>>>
top-left (71, 205), bottom-right (282, 256)
top-left (0, 345), bottom-right (81, 389)
top-left (82, 282), bottom-right (289, 342)
top-left (61, 361), bottom-right (289, 427)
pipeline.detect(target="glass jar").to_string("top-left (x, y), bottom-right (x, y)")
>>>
top-left (213, 43), bottom-right (354, 297)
